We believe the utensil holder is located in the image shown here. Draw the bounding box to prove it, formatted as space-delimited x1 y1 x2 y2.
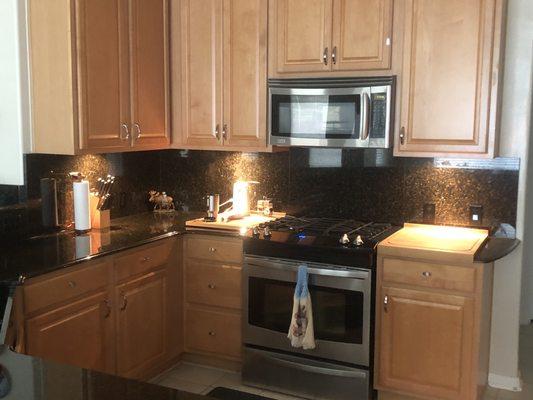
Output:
90 195 111 230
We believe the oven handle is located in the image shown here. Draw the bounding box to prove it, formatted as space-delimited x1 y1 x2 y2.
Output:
266 353 368 379
244 256 370 280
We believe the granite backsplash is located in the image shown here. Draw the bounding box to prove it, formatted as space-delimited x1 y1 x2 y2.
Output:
0 148 519 239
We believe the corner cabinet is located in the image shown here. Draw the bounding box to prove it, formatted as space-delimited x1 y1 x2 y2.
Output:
174 0 270 151
395 0 506 158
269 0 393 76
27 0 170 155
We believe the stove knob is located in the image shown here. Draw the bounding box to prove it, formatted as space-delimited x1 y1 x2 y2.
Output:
263 226 272 238
252 226 260 237
354 235 364 246
340 234 350 245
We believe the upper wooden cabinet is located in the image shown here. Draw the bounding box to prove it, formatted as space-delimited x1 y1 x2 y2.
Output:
270 0 393 76
174 0 270 151
395 0 506 158
28 0 170 155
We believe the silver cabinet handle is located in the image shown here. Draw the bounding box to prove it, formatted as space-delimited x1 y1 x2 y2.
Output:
222 124 228 142
131 123 141 146
323 47 329 66
208 331 216 336
120 123 130 140
214 124 220 140
68 281 76 288
209 247 217 253
400 127 406 145
141 256 151 263
120 294 128 311
360 92 370 140
207 283 216 289
103 300 111 319
422 271 432 277
384 295 389 313
332 46 337 65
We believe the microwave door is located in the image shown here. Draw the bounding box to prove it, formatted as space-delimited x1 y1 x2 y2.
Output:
269 87 366 148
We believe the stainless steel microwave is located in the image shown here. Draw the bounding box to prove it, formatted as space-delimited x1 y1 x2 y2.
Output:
269 77 395 148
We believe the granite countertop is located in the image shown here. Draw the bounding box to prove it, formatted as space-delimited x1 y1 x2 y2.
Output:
0 211 205 286
0 345 207 400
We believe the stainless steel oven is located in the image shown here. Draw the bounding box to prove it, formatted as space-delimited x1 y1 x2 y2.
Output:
242 255 372 400
269 77 394 149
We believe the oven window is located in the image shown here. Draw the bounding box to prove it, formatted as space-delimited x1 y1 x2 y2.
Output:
248 277 364 344
271 94 361 139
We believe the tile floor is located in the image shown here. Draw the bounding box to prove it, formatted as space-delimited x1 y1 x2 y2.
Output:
152 325 533 400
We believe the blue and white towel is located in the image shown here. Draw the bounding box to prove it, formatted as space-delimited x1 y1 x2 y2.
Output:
288 265 316 350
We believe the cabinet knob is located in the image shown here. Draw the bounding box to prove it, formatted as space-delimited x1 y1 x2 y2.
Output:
104 300 111 319
207 283 216 289
120 123 130 140
68 281 76 288
323 47 329 66
422 271 432 278
222 124 228 142
214 124 220 140
209 247 217 253
208 331 216 336
384 295 389 313
141 256 152 263
332 46 337 65
399 127 406 145
120 294 128 311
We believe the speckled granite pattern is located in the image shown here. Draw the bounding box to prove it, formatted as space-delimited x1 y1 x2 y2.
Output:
0 346 207 400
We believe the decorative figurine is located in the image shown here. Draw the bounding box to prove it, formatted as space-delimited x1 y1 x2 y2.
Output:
149 191 175 213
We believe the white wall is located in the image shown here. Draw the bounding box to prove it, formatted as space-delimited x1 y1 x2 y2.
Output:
489 0 533 391
0 0 29 186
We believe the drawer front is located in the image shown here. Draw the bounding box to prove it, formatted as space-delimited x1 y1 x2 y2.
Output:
185 235 242 264
185 261 241 310
115 240 174 282
24 260 110 315
185 307 241 359
382 258 476 293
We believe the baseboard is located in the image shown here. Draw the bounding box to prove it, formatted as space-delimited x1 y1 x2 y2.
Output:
488 373 522 392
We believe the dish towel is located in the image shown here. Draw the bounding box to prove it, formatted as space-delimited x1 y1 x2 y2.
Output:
288 265 316 350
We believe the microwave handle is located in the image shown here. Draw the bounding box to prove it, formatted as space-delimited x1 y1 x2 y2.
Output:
360 92 370 141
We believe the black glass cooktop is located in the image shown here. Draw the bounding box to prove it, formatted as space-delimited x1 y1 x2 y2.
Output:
244 216 400 268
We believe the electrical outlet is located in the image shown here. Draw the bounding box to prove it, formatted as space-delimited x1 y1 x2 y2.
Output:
470 205 483 226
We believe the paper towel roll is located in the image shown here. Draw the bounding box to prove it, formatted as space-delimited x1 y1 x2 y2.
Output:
73 180 91 232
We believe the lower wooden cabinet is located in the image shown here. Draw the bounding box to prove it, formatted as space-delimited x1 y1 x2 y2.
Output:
183 235 243 363
115 269 168 378
20 238 181 380
375 255 493 400
25 291 115 374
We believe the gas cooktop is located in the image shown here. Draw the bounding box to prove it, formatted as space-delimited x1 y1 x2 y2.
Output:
244 216 400 268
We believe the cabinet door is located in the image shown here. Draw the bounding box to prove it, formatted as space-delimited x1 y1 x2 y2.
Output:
376 286 474 400
76 0 130 152
275 0 333 73
180 0 223 147
129 0 170 149
115 269 167 378
331 0 392 71
397 0 503 157
222 0 268 148
26 291 114 374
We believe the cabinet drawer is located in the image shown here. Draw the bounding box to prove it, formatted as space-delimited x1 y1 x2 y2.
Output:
115 240 174 282
185 261 241 310
382 258 476 293
185 307 241 359
185 236 242 264
24 260 110 315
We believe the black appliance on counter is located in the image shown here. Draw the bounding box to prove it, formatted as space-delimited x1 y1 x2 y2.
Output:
242 216 399 400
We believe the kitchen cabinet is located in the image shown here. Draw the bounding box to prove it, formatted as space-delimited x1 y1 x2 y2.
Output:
269 0 393 76
27 0 169 155
20 239 181 381
395 0 506 158
375 225 494 400
183 235 243 365
175 0 269 151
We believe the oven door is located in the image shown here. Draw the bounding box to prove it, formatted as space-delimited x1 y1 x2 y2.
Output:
269 87 368 148
243 256 371 366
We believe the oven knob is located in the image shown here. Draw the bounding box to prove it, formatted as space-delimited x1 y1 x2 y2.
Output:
354 235 364 246
340 234 350 245
252 226 260 237
263 226 272 238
